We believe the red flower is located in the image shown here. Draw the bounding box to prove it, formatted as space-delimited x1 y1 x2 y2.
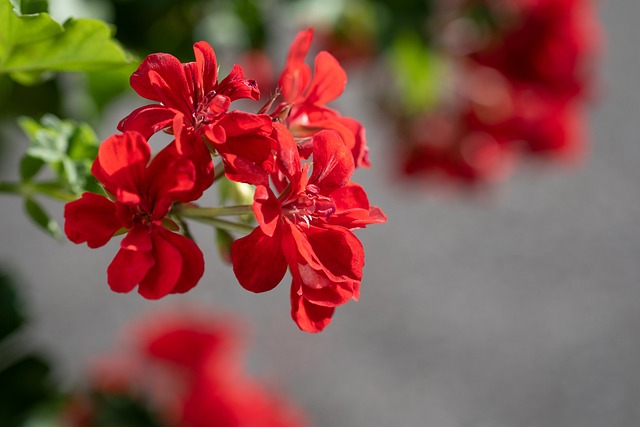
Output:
231 128 385 332
401 0 599 185
201 111 277 186
64 132 204 299
118 41 259 139
67 309 307 427
471 0 599 100
120 41 279 187
276 28 370 168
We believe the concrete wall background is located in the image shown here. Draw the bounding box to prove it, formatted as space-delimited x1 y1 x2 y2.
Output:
1 2 639 426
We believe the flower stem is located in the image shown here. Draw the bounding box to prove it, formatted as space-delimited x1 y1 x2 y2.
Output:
0 181 77 202
176 204 254 218
186 216 255 234
213 161 225 181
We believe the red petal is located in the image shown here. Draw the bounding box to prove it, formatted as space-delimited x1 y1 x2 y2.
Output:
146 144 196 217
221 153 271 186
295 263 356 307
309 130 354 193
155 228 204 294
194 41 218 95
130 53 192 114
231 225 287 293
335 115 370 168
288 223 363 283
217 111 272 136
117 105 177 139
252 185 281 237
272 123 301 181
217 64 260 101
279 29 313 102
290 280 334 333
107 226 154 294
92 132 151 205
203 123 226 145
64 193 121 248
331 182 370 211
305 51 346 105
213 112 275 185
137 228 183 299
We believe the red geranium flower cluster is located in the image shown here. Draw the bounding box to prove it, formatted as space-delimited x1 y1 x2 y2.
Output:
64 29 385 332
64 310 306 427
402 0 600 185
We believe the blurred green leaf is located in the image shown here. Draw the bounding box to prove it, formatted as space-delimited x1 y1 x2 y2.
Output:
232 0 267 49
90 392 165 427
19 155 44 182
67 121 99 160
0 355 54 427
10 0 48 14
0 1 131 85
19 114 99 195
0 0 62 64
3 17 131 85
0 269 25 342
216 228 234 265
86 62 139 113
24 197 61 238
389 33 445 114
20 115 71 163
219 177 254 206
0 270 59 427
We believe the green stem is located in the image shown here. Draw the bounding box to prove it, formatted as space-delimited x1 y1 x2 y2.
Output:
0 181 77 202
187 216 255 234
176 204 254 218
174 216 194 241
213 161 226 181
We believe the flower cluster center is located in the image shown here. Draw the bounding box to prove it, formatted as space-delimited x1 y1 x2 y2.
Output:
284 185 335 226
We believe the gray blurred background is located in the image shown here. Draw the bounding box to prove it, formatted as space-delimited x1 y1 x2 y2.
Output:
1 1 640 426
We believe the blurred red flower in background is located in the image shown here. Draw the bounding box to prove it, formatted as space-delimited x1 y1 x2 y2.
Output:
64 309 307 427
401 0 600 186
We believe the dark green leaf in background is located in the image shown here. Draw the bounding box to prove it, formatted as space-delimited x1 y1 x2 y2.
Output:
24 197 61 238
0 355 55 427
18 0 47 14
19 154 44 182
0 269 25 342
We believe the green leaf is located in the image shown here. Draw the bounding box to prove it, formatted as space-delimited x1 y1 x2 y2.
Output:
0 1 131 85
3 17 131 84
15 0 48 14
67 121 98 160
20 114 71 162
19 154 43 182
389 33 445 114
0 0 61 63
91 392 166 427
24 197 61 238
86 62 139 113
0 354 54 427
0 269 25 342
19 114 99 194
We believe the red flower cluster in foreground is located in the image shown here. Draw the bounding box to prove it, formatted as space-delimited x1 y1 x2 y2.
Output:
402 0 600 185
64 310 306 427
64 29 385 332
